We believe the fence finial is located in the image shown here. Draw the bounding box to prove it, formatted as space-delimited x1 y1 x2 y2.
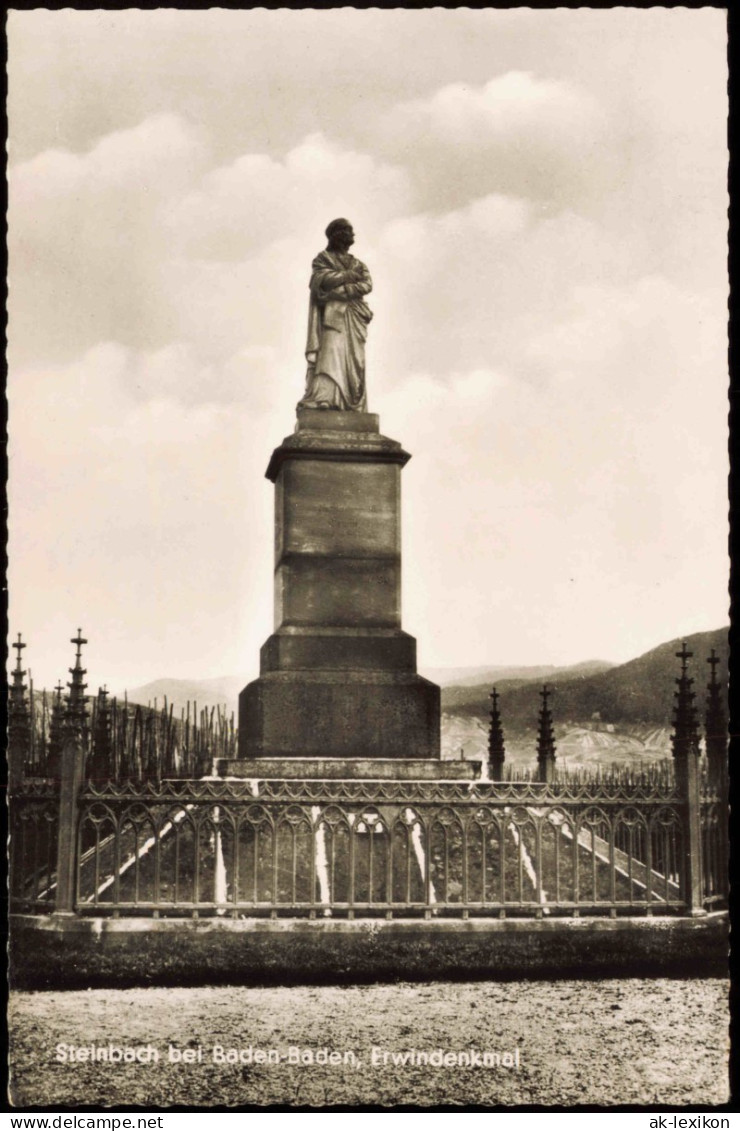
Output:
705 648 727 790
537 684 557 783
64 629 89 744
488 686 506 781
12 632 27 672
8 633 32 785
671 641 700 771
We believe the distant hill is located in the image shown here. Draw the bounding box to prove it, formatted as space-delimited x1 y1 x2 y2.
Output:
116 628 727 739
421 659 613 688
122 676 243 717
121 661 613 714
442 627 729 733
441 715 674 769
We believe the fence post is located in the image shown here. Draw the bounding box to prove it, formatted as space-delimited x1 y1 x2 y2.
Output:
671 643 705 915
718 771 729 903
8 743 25 795
54 739 86 916
678 751 705 916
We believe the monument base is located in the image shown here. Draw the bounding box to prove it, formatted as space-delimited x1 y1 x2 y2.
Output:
238 670 440 761
218 757 480 781
238 408 441 764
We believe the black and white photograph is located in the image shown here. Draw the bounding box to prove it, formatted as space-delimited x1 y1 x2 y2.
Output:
6 7 730 1111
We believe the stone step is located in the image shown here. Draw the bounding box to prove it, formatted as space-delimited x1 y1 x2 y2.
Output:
218 757 481 781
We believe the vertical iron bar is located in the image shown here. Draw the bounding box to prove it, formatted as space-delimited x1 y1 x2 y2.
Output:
153 812 161 910
174 824 180 905
93 826 100 906
193 822 201 909
591 827 597 902
31 815 40 902
662 826 669 903
535 819 543 907
113 812 121 908
462 823 469 906
443 827 449 905
555 819 561 903
348 816 355 912
424 818 432 917
312 814 321 909
573 814 580 910
369 827 375 904
253 824 259 903
272 823 278 906
405 825 412 904
292 827 298 906
232 816 240 911
134 826 140 906
518 825 523 904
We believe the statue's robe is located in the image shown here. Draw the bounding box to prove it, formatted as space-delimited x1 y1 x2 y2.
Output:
299 248 373 412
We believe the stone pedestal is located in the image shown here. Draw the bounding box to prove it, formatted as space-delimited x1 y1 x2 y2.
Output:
237 409 441 762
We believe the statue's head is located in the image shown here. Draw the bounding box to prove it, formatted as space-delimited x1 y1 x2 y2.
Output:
326 218 355 253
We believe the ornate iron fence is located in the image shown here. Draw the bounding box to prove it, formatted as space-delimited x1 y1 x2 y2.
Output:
9 782 59 912
701 792 728 907
10 764 726 920
8 776 691 918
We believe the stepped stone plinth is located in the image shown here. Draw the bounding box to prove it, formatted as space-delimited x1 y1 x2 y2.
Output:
235 409 445 767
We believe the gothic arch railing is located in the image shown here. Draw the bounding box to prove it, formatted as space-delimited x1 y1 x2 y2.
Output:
10 775 723 918
9 795 59 910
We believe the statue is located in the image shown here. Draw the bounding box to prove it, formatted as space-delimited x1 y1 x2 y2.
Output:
298 218 373 412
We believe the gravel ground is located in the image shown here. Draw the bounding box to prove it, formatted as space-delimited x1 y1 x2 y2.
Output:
9 979 729 1108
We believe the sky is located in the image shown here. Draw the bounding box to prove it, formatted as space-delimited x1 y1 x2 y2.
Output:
7 8 729 693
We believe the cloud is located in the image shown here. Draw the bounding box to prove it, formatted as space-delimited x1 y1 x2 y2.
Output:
380 193 529 258
8 93 724 400
6 15 728 681
8 121 412 373
8 113 207 367
379 72 612 211
8 108 726 436
394 71 602 147
8 343 280 688
10 111 201 198
367 201 649 391
523 275 726 401
10 308 727 689
167 133 412 261
367 193 530 376
377 310 727 671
